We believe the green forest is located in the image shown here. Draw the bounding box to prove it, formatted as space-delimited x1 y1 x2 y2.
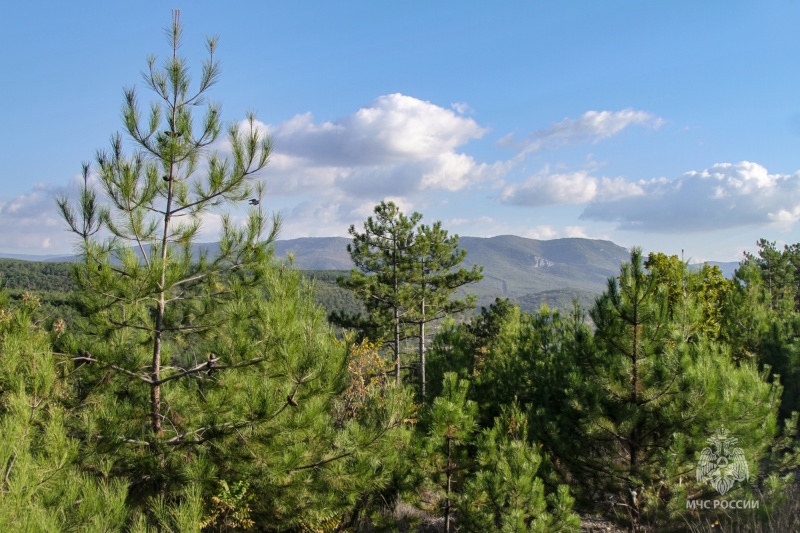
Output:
2 16 800 533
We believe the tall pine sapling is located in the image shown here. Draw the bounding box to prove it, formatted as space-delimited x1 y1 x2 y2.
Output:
56 15 413 529
559 248 786 530
426 373 478 533
336 201 421 384
408 222 482 403
56 9 279 515
58 9 276 437
337 204 482 399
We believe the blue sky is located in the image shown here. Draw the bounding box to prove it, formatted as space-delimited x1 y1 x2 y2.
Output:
1 1 799 261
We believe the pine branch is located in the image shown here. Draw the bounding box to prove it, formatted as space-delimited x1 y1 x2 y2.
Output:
65 351 269 387
156 355 268 385
69 352 152 384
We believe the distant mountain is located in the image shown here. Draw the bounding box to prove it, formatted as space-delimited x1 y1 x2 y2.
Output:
271 236 744 312
269 235 631 311
455 236 631 310
273 237 352 270
698 261 739 279
0 252 74 262
0 236 745 313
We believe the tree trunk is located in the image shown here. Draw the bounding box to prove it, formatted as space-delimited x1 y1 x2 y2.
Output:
628 297 640 530
393 242 401 385
151 299 163 434
445 434 452 533
420 298 426 403
394 304 401 385
151 57 179 434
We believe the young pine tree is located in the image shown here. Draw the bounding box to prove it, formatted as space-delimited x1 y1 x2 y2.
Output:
567 248 784 530
459 405 580 532
424 373 478 533
336 201 421 385
723 243 800 422
406 222 482 403
56 14 409 529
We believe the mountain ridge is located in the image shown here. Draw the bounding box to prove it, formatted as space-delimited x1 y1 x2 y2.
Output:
0 235 740 312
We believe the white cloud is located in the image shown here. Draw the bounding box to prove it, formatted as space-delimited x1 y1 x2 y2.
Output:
581 161 800 232
421 152 484 191
500 161 800 235
0 94 496 252
523 225 593 240
245 93 499 223
247 93 506 235
270 93 485 167
501 109 664 154
499 169 643 207
278 201 351 238
524 225 559 240
769 206 800 228
595 177 646 202
219 102 664 240
563 226 589 238
0 182 74 253
500 171 596 206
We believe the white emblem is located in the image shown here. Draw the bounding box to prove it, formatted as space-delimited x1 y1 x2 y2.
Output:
696 427 749 495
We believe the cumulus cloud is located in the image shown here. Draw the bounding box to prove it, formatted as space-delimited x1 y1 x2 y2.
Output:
499 169 643 207
524 225 559 240
523 225 592 240
230 102 664 238
501 109 664 154
581 161 800 232
770 206 800 228
0 94 497 252
245 93 509 234
265 93 486 177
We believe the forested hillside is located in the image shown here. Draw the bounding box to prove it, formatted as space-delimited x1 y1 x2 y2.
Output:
0 260 364 321
0 234 632 315
0 258 76 292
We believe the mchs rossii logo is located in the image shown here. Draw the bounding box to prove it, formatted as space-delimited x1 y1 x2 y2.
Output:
695 427 749 495
686 427 758 511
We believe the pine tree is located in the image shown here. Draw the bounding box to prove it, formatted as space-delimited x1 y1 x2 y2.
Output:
407 222 482 402
644 252 734 340
425 373 478 533
337 205 482 398
743 239 797 312
426 298 519 399
57 9 276 442
459 404 580 532
427 249 796 530
724 243 800 421
56 14 410 528
336 201 421 385
565 248 784 530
